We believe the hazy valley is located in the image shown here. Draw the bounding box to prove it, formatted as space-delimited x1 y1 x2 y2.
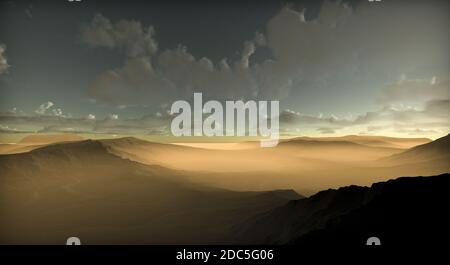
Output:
0 133 448 244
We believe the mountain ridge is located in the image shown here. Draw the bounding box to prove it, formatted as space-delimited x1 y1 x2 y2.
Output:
232 173 449 245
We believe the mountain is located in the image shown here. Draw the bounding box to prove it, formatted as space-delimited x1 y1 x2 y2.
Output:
0 138 301 244
232 174 449 246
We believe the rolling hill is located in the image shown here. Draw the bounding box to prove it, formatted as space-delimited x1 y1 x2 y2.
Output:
381 133 450 164
288 135 431 149
19 133 84 144
0 138 301 244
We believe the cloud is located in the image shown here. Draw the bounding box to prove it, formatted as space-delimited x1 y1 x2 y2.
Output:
394 128 439 136
80 13 158 58
80 0 448 109
107 114 119 120
265 0 449 92
0 111 172 136
33 101 73 118
81 13 294 106
1 97 447 138
51 108 64 117
279 96 449 137
317 127 337 134
24 5 33 19
0 125 34 134
378 77 449 105
0 101 177 136
0 44 10 74
35 102 54 115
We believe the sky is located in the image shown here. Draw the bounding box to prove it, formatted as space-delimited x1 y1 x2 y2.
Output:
0 0 449 140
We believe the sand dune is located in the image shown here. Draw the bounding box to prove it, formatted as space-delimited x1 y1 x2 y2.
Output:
0 143 45 155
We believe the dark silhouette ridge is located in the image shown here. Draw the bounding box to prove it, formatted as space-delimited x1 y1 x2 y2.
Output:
232 173 449 246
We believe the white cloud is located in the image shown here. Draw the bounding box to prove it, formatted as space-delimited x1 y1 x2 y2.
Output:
35 102 54 115
52 108 64 117
33 102 72 118
87 114 96 120
279 96 449 138
108 114 119 120
0 44 10 74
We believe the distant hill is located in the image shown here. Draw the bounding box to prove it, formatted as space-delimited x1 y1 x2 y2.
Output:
288 135 431 149
232 173 449 246
277 138 404 162
381 134 450 164
0 138 300 244
19 134 84 144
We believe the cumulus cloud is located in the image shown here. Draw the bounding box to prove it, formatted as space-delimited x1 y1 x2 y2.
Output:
80 13 158 58
33 101 73 118
4 1 446 138
81 13 292 106
265 0 449 94
279 95 449 138
80 0 448 110
0 44 10 74
35 102 55 115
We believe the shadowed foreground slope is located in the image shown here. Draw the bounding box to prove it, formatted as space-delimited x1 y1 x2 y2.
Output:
232 174 449 246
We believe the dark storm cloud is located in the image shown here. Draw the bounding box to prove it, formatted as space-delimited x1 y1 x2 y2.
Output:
80 13 271 106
